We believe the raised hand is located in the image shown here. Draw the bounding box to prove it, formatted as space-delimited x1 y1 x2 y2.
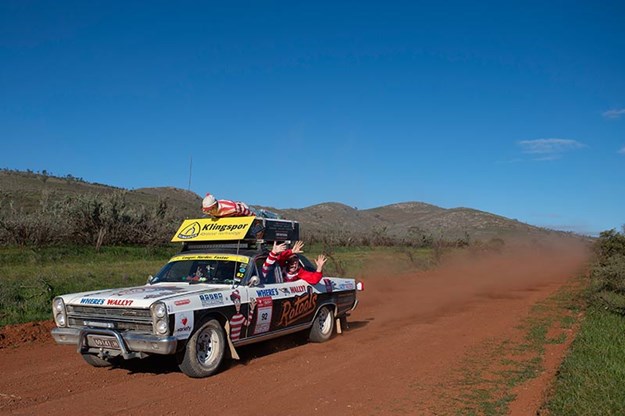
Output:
315 254 327 272
292 240 305 254
272 241 287 254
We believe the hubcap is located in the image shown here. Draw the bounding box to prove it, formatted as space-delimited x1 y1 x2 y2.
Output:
196 328 217 365
318 308 332 334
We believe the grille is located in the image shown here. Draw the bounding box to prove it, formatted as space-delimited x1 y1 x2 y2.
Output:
67 305 153 332
68 317 153 332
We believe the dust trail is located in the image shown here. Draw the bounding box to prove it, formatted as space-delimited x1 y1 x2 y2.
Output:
355 237 591 329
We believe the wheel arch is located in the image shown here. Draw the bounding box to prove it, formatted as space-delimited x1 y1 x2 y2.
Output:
311 300 338 323
194 309 229 330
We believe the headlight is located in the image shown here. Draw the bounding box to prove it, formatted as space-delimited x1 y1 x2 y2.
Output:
151 302 169 335
152 302 167 318
53 297 64 312
155 319 169 334
52 297 67 327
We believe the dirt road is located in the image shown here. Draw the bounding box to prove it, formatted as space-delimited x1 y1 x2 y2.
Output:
0 240 589 416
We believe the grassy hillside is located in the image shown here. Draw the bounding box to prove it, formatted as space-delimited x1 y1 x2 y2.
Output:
0 168 578 245
0 170 201 219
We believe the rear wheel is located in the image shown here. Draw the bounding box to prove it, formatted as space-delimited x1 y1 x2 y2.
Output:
178 319 226 378
309 306 334 343
82 353 114 367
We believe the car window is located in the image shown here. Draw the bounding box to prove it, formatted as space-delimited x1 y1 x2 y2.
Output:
153 259 243 284
255 256 283 285
298 254 316 272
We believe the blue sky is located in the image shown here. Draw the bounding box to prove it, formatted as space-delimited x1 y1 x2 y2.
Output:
1 1 623 236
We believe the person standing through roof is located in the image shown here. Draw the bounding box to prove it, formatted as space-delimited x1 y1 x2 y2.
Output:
262 241 327 285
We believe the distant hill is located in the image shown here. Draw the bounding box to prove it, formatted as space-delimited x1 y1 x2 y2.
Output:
0 169 572 243
273 202 562 242
0 170 201 219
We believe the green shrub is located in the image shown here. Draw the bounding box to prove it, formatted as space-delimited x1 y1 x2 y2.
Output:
595 228 625 264
587 229 625 315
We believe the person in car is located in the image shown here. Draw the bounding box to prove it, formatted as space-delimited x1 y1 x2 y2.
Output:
262 241 327 285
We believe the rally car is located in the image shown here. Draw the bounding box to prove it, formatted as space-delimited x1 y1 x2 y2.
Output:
51 216 361 378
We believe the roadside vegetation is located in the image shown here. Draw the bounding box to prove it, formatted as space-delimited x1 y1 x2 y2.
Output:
0 243 439 326
0 245 179 325
0 189 181 248
542 227 625 415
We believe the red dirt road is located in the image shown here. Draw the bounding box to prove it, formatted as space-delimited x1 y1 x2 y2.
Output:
0 241 589 416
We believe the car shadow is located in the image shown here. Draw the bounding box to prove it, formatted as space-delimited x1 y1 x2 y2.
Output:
105 354 180 375
230 319 371 369
102 319 371 376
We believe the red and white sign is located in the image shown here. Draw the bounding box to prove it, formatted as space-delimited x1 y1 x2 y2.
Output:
253 297 273 335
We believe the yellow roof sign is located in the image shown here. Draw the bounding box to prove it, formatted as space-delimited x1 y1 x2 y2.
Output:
169 254 250 264
171 217 256 242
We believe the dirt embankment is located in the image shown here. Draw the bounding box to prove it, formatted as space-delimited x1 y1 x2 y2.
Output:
0 239 590 415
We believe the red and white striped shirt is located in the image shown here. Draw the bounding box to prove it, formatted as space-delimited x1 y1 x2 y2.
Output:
205 199 253 218
229 310 254 341
216 199 252 217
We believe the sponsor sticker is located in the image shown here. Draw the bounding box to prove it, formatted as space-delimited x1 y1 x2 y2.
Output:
278 287 318 327
172 217 255 242
253 297 273 335
199 292 225 307
106 299 133 306
256 288 279 297
80 298 105 305
337 282 355 291
169 254 249 264
110 286 187 297
289 285 306 293
174 311 194 340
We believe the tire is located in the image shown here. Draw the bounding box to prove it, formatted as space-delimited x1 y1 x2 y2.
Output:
309 306 335 343
82 353 114 367
178 319 226 378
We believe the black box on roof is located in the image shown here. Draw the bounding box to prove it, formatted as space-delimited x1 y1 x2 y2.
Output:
249 218 299 241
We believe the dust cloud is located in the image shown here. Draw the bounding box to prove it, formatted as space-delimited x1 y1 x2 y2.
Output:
355 237 591 328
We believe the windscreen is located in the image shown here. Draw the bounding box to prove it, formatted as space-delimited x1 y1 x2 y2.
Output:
152 254 250 284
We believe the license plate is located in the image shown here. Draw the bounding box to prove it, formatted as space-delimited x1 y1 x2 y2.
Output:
88 335 120 349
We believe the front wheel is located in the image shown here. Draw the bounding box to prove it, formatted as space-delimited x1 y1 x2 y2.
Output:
309 306 335 343
178 319 226 378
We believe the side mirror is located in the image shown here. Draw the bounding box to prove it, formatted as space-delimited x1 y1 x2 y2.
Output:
147 275 156 284
248 275 261 287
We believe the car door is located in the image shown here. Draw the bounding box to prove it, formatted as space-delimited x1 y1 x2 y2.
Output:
242 256 319 339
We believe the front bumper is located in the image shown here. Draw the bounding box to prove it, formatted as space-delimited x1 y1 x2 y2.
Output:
51 327 177 359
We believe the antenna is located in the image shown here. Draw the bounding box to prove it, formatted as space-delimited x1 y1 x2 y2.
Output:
188 155 192 191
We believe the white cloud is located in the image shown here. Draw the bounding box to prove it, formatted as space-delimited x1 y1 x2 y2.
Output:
619 146 625 155
517 138 585 156
603 108 625 119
